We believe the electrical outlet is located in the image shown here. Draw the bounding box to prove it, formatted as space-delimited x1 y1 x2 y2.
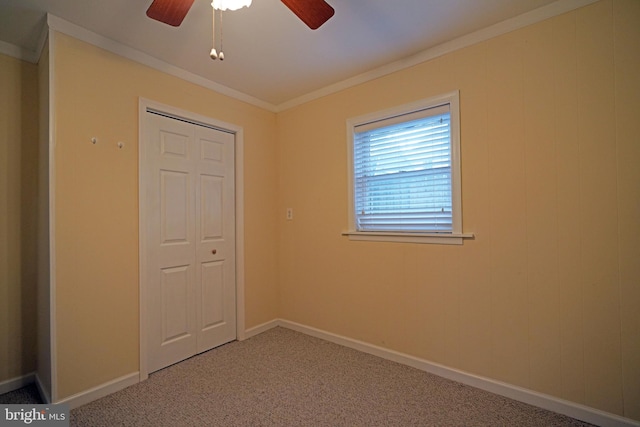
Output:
286 208 293 220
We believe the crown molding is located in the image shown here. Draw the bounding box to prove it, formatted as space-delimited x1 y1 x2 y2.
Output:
2 0 599 113
0 39 37 63
0 17 49 63
275 0 599 111
46 14 279 112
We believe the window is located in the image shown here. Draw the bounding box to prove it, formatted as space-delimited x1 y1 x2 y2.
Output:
345 91 471 244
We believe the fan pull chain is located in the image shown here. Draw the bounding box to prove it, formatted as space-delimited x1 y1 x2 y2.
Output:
219 10 224 60
210 6 217 59
210 8 225 61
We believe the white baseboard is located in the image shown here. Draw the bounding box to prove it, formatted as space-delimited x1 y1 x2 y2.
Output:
18 319 636 425
55 372 139 410
0 373 35 395
275 319 640 427
243 319 281 340
34 373 51 404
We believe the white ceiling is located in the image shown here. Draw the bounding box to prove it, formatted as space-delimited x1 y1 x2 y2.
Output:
0 0 588 109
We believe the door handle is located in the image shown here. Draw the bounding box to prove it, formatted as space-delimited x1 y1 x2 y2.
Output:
211 249 217 255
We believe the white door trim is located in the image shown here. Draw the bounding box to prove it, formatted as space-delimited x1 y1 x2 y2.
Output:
138 98 245 381
47 28 58 403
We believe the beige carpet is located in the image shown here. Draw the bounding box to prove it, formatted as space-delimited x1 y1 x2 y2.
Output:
0 384 41 405
63 327 593 426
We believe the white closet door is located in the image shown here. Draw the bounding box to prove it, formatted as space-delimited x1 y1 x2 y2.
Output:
145 112 236 374
194 124 236 353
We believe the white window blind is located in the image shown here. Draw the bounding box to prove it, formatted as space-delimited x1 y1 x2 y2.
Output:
353 104 452 233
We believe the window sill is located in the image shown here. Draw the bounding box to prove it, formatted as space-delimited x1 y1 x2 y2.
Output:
341 231 474 245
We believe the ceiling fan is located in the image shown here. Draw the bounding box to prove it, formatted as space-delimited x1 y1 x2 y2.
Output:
146 0 335 30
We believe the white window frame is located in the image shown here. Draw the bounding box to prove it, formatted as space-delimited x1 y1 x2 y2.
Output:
344 90 472 245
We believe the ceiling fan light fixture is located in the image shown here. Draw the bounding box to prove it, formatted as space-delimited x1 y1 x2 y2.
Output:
211 0 252 11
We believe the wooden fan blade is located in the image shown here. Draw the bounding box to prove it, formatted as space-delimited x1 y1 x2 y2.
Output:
146 0 195 27
281 0 335 30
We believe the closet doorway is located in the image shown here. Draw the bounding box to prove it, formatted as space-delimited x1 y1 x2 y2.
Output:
140 105 237 374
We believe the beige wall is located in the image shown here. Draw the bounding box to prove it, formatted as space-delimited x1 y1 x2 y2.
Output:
52 33 278 399
35 0 639 420
276 0 639 421
0 53 39 384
